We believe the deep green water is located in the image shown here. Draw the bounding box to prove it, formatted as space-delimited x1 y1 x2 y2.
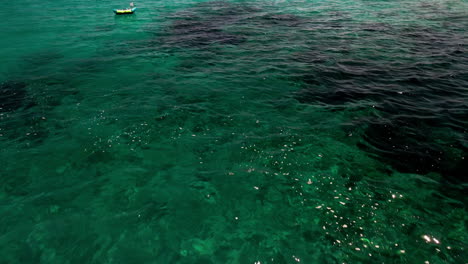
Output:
1 0 467 263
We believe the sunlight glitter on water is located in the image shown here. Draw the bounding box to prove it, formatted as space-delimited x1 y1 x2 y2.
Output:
0 0 467 263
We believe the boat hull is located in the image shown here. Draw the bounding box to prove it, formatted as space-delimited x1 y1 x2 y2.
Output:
113 8 136 15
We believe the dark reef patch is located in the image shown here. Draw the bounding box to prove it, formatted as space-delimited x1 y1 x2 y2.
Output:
149 2 304 50
0 81 27 112
165 20 246 47
294 24 468 184
0 54 84 145
124 1 307 58
154 2 258 49
357 118 467 181
247 13 305 28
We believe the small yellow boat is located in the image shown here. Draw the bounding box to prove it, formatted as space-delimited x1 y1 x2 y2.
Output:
113 7 136 15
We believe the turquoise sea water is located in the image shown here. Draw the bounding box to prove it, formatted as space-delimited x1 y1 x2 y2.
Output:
1 0 467 263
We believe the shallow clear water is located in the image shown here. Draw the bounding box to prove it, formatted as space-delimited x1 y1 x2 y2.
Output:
0 0 467 263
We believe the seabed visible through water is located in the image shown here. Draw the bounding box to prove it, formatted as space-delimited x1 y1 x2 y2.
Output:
0 0 467 263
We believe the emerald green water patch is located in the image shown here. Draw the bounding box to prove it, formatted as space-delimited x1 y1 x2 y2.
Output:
0 0 467 263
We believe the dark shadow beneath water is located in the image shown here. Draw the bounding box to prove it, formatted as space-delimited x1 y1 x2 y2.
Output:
0 81 28 112
293 24 468 187
154 2 255 49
